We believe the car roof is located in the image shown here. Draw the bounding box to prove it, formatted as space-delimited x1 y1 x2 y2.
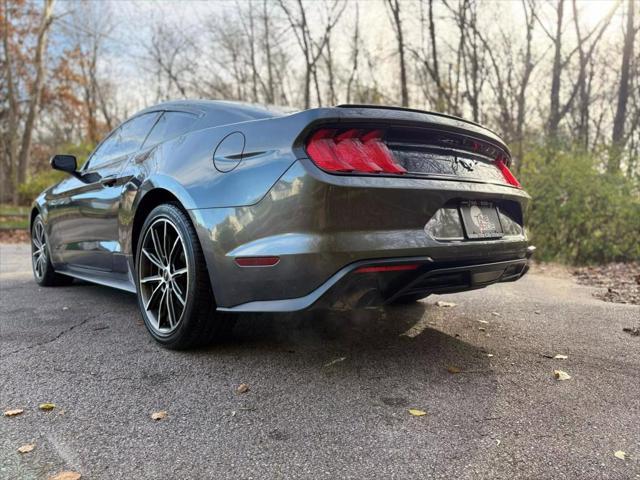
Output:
138 100 286 120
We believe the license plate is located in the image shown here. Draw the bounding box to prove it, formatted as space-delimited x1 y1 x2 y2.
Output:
459 201 504 239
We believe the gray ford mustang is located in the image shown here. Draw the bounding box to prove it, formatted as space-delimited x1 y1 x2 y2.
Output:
31 101 534 348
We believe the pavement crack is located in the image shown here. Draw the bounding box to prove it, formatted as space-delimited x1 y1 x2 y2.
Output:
2 316 92 357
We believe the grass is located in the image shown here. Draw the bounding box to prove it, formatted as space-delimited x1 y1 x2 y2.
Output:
0 204 29 229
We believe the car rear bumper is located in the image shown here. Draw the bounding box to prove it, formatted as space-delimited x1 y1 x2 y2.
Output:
218 250 534 312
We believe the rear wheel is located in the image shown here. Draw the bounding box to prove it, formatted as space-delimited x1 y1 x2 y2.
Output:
135 203 233 349
31 215 74 287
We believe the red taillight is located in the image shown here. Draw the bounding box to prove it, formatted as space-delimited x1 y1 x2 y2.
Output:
235 256 280 267
306 128 406 175
495 158 521 188
355 264 419 273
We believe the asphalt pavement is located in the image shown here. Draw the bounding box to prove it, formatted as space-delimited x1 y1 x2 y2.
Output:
1 243 639 479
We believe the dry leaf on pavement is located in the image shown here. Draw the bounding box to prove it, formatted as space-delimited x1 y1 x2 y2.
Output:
553 354 568 360
614 450 627 460
236 383 250 394
18 444 35 454
447 366 462 374
323 357 346 368
39 403 55 411
3 408 24 417
49 472 81 480
435 301 456 307
408 409 427 416
151 410 168 421
553 370 571 381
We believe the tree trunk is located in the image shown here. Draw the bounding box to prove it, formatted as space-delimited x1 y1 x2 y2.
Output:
16 0 55 201
610 0 636 173
547 0 564 144
386 0 409 107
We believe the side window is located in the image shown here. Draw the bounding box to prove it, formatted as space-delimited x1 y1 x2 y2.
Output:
143 111 199 148
86 112 159 169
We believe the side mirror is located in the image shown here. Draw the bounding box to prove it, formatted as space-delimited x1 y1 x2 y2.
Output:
50 154 77 174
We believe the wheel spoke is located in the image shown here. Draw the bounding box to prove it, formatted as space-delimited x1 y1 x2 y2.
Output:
142 248 163 269
150 227 165 264
171 282 186 306
163 221 169 264
168 236 180 264
166 291 176 327
144 282 163 311
172 267 188 277
157 288 166 327
140 274 162 284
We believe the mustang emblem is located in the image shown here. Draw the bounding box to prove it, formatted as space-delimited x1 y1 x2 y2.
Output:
453 157 477 172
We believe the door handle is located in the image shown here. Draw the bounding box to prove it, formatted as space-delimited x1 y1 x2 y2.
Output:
99 175 118 187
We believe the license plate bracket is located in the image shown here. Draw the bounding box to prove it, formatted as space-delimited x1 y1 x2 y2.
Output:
459 201 504 239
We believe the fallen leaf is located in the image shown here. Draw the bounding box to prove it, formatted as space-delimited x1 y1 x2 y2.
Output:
18 443 35 454
150 410 167 421
623 327 640 336
408 409 427 416
496 439 501 446
553 370 571 381
236 383 250 394
614 450 626 460
491 312 501 317
478 320 489 324
447 366 462 374
541 353 554 359
553 354 568 360
487 354 494 358
39 403 55 411
62 306 69 311
435 301 456 308
534 310 541 315
323 357 346 368
3 408 24 417
49 472 81 480
478 327 486 332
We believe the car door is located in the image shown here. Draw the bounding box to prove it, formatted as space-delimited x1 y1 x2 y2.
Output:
50 112 160 271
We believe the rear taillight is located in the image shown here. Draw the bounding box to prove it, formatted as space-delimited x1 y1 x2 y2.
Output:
495 158 521 188
306 128 406 175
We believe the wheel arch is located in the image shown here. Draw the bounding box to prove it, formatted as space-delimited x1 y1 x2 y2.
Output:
131 188 188 261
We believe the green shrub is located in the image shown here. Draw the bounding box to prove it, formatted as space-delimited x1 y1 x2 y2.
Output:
521 147 640 264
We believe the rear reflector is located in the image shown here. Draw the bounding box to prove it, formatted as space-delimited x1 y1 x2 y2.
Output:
355 264 419 273
306 128 406 175
235 256 280 267
495 158 521 188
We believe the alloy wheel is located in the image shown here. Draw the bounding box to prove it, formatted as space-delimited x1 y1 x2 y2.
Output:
138 217 189 335
31 220 47 280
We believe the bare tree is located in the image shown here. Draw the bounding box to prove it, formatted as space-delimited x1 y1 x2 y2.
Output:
2 0 55 203
540 0 619 145
385 0 409 107
610 0 637 172
278 0 346 108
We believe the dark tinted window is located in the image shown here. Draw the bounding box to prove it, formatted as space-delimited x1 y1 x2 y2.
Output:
87 112 159 169
143 111 199 147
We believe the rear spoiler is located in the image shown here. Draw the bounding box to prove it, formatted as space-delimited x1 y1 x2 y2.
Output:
336 104 500 139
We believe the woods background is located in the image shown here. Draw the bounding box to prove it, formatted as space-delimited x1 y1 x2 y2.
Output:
1 0 639 263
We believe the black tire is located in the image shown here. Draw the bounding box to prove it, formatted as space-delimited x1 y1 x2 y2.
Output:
388 293 429 305
135 203 234 349
31 215 74 287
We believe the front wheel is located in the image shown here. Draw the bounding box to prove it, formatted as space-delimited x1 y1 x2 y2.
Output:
31 215 74 287
135 203 233 349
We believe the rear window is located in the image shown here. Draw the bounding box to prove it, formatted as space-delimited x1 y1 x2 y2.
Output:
143 111 199 148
